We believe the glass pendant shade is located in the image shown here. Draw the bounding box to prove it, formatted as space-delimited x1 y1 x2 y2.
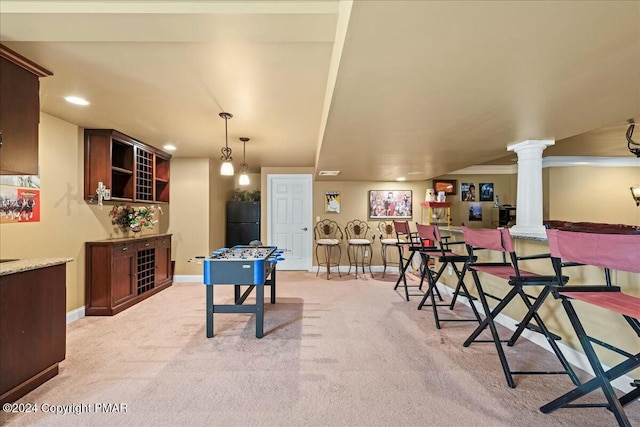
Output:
220 161 234 176
239 173 250 186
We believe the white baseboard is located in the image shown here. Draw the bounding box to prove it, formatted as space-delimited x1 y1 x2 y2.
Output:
435 282 636 394
66 306 85 324
173 275 203 283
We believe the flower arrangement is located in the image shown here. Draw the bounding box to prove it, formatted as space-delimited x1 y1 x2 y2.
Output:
109 205 161 233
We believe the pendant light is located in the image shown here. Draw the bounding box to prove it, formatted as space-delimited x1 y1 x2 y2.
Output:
238 137 250 186
219 112 234 176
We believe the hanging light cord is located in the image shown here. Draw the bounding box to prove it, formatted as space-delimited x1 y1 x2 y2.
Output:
239 137 249 172
627 123 640 157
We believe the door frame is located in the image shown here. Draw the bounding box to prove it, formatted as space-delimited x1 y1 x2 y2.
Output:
266 173 313 271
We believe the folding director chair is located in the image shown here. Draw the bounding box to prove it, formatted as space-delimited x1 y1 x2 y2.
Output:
461 227 579 388
414 223 481 329
392 221 423 301
540 229 640 427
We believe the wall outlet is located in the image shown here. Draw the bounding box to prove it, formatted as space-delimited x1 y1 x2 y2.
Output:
448 265 453 276
365 250 369 257
316 216 320 222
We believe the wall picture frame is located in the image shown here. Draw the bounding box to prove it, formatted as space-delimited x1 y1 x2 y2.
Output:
369 190 412 219
461 182 476 202
325 191 341 213
433 179 457 195
479 183 494 202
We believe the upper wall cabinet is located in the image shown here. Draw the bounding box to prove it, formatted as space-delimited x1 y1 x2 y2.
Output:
84 129 171 203
0 44 52 175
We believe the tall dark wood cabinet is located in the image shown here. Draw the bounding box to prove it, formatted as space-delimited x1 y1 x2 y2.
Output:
0 44 52 175
84 129 171 203
85 234 172 315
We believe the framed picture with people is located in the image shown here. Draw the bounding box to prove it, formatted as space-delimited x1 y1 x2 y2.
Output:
460 182 476 202
369 190 412 219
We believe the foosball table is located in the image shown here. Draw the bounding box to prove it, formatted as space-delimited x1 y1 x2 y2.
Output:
200 245 284 338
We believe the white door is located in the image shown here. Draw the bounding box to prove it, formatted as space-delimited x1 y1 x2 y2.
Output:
267 174 313 270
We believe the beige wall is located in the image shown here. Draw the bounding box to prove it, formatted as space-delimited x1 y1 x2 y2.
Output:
312 180 430 266
169 158 212 276
548 166 640 225
432 173 518 228
0 114 165 312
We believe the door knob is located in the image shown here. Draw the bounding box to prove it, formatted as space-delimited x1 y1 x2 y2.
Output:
302 227 308 231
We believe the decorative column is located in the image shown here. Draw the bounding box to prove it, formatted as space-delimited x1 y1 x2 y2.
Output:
507 140 554 238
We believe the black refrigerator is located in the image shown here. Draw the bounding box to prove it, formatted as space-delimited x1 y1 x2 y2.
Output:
226 201 260 247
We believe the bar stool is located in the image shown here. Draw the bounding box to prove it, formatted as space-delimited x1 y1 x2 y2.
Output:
345 219 374 278
313 219 343 279
461 226 578 388
378 221 399 278
540 228 640 427
414 223 481 329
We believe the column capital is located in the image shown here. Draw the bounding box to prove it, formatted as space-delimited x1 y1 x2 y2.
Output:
507 139 555 153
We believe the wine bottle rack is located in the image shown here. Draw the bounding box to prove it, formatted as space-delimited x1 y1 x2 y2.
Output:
136 248 155 295
135 147 154 201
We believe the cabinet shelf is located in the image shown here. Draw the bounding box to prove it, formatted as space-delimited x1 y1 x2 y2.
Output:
84 129 171 203
112 166 133 175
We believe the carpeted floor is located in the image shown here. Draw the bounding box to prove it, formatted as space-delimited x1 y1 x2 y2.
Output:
2 271 638 426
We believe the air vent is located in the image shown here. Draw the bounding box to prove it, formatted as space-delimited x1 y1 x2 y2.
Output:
318 170 340 176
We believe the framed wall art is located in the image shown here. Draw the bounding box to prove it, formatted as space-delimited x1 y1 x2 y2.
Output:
433 179 457 195
479 183 494 202
461 182 476 202
325 191 341 213
369 190 412 219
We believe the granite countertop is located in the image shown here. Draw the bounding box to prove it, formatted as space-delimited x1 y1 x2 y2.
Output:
0 258 73 276
439 226 548 242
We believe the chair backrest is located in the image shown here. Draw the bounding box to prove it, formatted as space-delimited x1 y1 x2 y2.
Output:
415 223 440 249
462 227 514 253
393 220 410 235
546 228 640 273
314 219 342 240
378 221 396 240
345 219 370 240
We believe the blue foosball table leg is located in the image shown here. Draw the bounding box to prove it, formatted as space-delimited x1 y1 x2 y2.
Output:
256 285 264 338
206 285 214 338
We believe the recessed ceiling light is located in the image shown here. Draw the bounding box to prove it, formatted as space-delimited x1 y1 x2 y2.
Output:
163 144 177 151
396 177 406 181
319 170 340 176
64 96 90 106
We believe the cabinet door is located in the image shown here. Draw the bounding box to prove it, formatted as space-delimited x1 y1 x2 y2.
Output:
155 236 171 285
0 58 40 175
112 244 136 306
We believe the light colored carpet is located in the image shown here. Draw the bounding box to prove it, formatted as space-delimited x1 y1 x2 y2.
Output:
2 271 638 427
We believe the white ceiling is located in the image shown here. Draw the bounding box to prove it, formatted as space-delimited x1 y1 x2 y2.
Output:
1 1 639 181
